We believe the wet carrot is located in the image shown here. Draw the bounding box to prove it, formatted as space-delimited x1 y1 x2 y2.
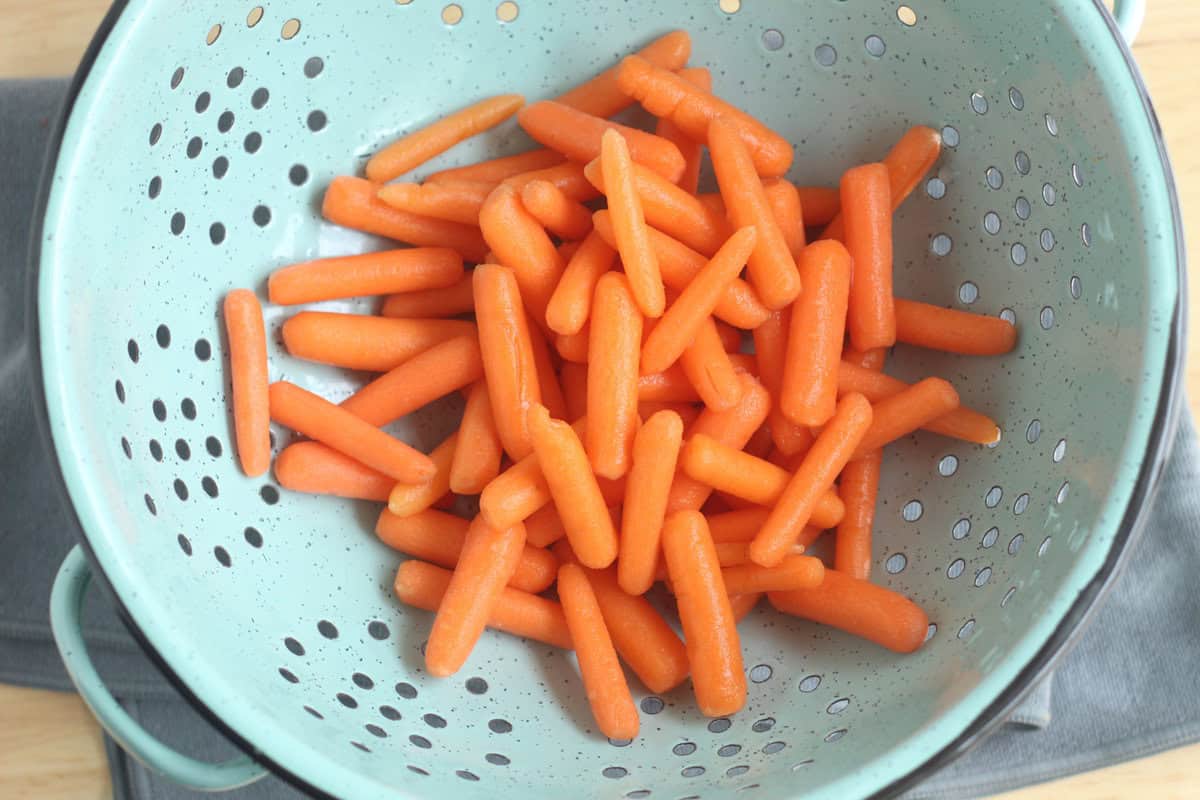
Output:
546 231 618 336
655 66 711 194
478 184 564 324
387 433 458 516
587 273 643 479
795 186 840 227
525 504 567 549
340 335 483 426
618 409 684 595
763 180 806 259
275 442 393 501
834 450 881 580
426 148 564 185
521 180 594 241
502 162 600 203
601 130 665 317
841 163 896 351
223 290 270 477
381 277 474 318
555 30 691 118
281 312 474 372
638 364 701 403
729 593 762 623
638 401 701 428
376 181 493 225
449 382 504 495
560 362 589 420
721 555 825 594
680 318 744 412
555 327 590 364
526 319 568 421
853 377 959 458
269 248 463 305
893 298 1017 355
752 309 811 455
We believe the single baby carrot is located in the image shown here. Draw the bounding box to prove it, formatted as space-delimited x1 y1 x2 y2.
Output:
478 184 565 323
376 181 493 225
560 362 589 421
388 433 458 517
449 382 504 494
763 180 806 259
340 335 483 426
780 240 852 426
841 163 896 351
381 277 474 318
555 30 691 118
274 442 393 501
721 555 825 594
526 319 569 421
502 162 600 203
750 393 873 567
557 564 640 740
587 273 643 479
425 148 564 184
473 264 542 459
521 180 594 240
546 231 618 336
729 593 761 623
795 186 840 227
425 517 528 676
281 312 475 372
395 560 572 649
555 327 590 364
662 511 747 717
525 504 567 549
638 364 701 403
268 382 435 483
752 309 811 456
592 210 770 329
365 94 525 183
680 318 744 412
377 509 556 594
269 248 463 305
852 377 960 458
834 450 881 580
617 55 793 178
618 410 684 595
642 227 757 374
846 347 888 371
601 129 665 317
894 298 1017 355
654 66 711 194
518 101 686 183
768 569 929 653
708 117 800 310
322 176 488 261
223 290 270 477
528 407 619 568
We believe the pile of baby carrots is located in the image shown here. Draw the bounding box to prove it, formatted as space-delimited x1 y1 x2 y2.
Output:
220 30 1017 739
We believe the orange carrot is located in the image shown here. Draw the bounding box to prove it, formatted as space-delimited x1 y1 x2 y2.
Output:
557 564 640 739
834 450 881 580
768 569 929 653
560 362 589 420
558 240 583 262
526 319 568 421
752 309 811 456
714 320 745 353
518 101 686 183
478 184 565 323
555 30 691 118
268 382 435 483
601 129 665 317
763 179 806 259
654 66 711 194
680 318 744 412
617 55 793 178
480 445 553 530
893 298 1017 355
473 264 542 459
641 227 756 375
546 231 618 336
525 504 567 549
269 248 463 305
520 180 594 241
555 327 590 363
841 163 896 351
388 433 458 517
709 117 800 309
846 347 888 371
638 401 701 428
376 181 493 225
707 508 768 542
395 560 572 649
638 364 701 403
426 148 564 184
750 393 873 567
722 555 825 594
322 176 488 262
587 273 643 479
618 410 684 595
381 277 474 318
223 290 270 477
853 377 959 457
661 511 746 717
501 162 601 203
425 517 527 676
281 312 474 372
366 94 525 183
780 240 852 426
729 593 761 623
449 382 503 494
795 186 840 227
339 335 482 426
275 441 393 501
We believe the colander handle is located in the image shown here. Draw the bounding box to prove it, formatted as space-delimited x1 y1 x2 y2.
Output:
1110 0 1146 44
50 546 270 792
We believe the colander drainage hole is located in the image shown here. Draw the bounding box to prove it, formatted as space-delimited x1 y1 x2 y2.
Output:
625 790 650 799
206 436 223 456
144 494 157 515
170 67 184 89
396 682 418 699
127 339 140 363
752 717 775 732
981 527 999 548
148 176 161 199
304 706 323 719
485 752 510 766
213 156 230 179
210 223 226 245
244 131 263 154
884 553 906 573
218 110 235 133
947 559 965 579
640 696 664 714
1053 438 1067 462
181 398 197 419
149 439 163 461
170 212 186 235
337 692 358 709
289 164 309 186
261 485 280 504
244 526 263 548
708 718 732 733
924 623 937 642
984 486 1003 508
365 724 387 738
798 674 821 693
307 110 328 132
251 87 270 109
318 620 339 639
173 479 188 500
823 729 847 743
718 744 742 757
368 620 390 639
407 766 428 776
201 476 219 497
149 123 162 145
186 136 203 159
749 664 772 683
609 737 632 747
763 741 787 754
353 672 375 690
214 546 231 567
253 204 272 226
177 533 192 555
278 667 299 684
727 764 751 776
901 499 922 521
380 705 401 721
351 741 371 753
304 56 324 78
155 324 171 348
952 518 970 540
284 637 305 656
121 438 132 459
152 399 167 421
226 66 244 88
466 677 489 695
813 44 837 67
941 125 959 148
195 91 211 113
864 34 886 57
488 717 511 733
423 713 446 728
762 29 784 51
958 619 976 639
602 766 627 779
673 742 697 756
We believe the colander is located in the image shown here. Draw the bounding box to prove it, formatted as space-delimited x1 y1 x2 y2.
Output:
34 0 1184 798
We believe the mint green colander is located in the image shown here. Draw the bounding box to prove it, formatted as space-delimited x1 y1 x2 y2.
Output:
37 1 1183 798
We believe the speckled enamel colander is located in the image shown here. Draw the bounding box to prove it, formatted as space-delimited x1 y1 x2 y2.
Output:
36 0 1183 797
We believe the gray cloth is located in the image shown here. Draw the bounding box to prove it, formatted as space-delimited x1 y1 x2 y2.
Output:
0 78 1192 799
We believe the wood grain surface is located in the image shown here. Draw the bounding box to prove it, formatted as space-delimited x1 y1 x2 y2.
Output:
0 1 1196 798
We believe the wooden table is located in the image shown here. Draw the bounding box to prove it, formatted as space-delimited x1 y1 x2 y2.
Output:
1 1 1197 798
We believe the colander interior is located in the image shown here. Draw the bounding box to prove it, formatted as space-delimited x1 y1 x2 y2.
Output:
38 1 1178 798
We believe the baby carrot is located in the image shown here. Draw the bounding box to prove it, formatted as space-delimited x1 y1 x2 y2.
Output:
654 66 711 194
518 101 686 183
388 433 458 517
841 163 896 351
223 290 270 477
340 335 483 426
447 382 503 495
587 273 643 479
795 186 840 227
834 450 881 580
752 309 812 456
275 442 393 501
729 593 761 623
268 381 435 483
473 264 542 459
269 248 463 306
680 318 744 412
763 180 806 259
322 176 488 262
502 162 600 203
281 312 474 372
852 377 959 457
618 410 684 595
478 184 565 324
525 504 567 548
366 94 525 183
426 148 564 184
395 560 572 649
780 240 852 426
662 511 746 717
555 327 590 364
617 55 793 178
642 227 757 375
376 181 493 225
425 517 528 676
601 129 665 318
381 277 474 318
638 364 701 403
846 347 888 371
894 298 1018 355
521 180 594 241
526 319 569 421
768 569 929 653
722 555 825 594
555 30 691 118
750 393 873 567
557 564 640 740
546 231 618 336
638 401 700 426
709 117 800 310
560 362 589 421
